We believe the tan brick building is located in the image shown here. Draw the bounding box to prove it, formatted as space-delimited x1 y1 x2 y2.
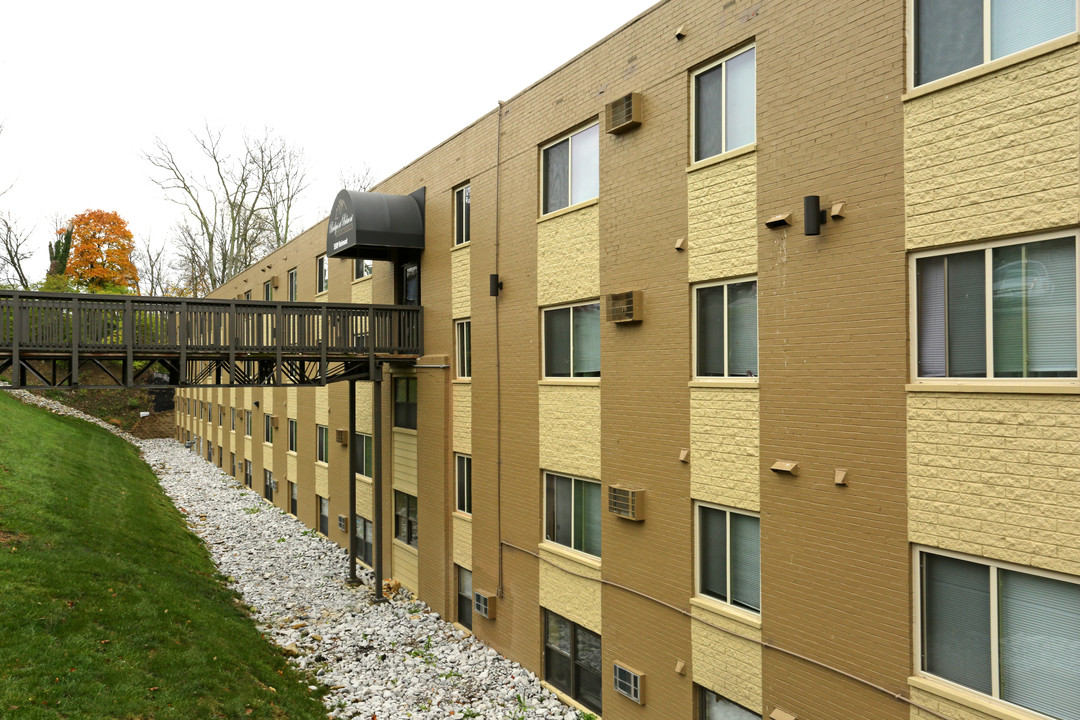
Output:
177 2 1080 719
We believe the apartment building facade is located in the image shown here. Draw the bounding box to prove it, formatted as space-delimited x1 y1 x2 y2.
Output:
175 1 1080 718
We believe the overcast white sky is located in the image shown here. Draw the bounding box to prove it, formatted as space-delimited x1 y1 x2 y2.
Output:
0 0 659 281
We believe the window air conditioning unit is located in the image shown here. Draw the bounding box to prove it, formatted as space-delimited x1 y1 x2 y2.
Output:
613 662 645 704
335 429 348 444
271 276 280 289
606 290 643 323
608 485 644 521
474 590 496 619
338 515 347 532
605 92 642 135
270 416 279 429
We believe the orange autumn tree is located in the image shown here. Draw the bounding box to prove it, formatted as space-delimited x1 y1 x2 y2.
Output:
65 210 140 292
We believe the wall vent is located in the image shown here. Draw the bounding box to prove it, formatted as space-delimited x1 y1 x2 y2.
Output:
613 663 645 704
605 92 642 134
474 590 497 619
335 429 348 444
608 485 644 521
606 290 643 323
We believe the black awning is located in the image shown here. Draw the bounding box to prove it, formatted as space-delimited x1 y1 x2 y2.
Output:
326 187 425 260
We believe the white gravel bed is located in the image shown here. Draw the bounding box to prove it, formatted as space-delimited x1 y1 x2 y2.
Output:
5 388 585 720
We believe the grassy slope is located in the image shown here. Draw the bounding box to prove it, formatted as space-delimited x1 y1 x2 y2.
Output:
0 392 327 719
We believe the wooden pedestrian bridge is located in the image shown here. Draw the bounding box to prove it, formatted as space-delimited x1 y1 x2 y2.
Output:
0 291 423 389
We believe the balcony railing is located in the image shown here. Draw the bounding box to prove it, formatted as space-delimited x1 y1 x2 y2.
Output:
0 292 422 388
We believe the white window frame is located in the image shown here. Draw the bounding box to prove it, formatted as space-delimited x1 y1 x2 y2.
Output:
913 545 1080 711
543 471 602 559
454 183 471 246
456 319 471 379
353 257 372 281
694 501 761 615
287 418 298 453
244 409 252 437
541 300 601 379
692 276 759 381
539 121 600 216
287 267 298 301
906 0 1080 90
263 279 273 301
316 424 329 464
455 453 472 515
264 414 273 444
230 407 236 432
909 229 1080 385
690 43 756 163
316 254 328 294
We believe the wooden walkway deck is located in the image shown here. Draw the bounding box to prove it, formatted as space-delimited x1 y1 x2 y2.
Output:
0 291 422 388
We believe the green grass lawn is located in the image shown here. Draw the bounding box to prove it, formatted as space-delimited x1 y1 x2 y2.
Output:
0 392 328 719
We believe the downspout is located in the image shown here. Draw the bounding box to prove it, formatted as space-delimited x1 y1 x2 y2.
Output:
495 100 505 598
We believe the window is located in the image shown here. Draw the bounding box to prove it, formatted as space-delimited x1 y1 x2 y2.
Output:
263 469 274 502
354 433 373 477
454 184 471 245
316 425 329 463
700 688 758 719
393 377 418 429
543 302 600 378
695 278 758 378
218 407 223 427
613 664 641 704
697 504 760 613
693 45 756 162
919 549 1080 719
288 418 298 453
264 415 273 444
288 267 298 301
263 280 273 301
544 611 602 714
394 491 418 548
244 409 252 437
914 233 1077 380
316 254 328 294
318 496 329 535
230 452 235 477
456 319 471 379
231 407 236 432
289 481 297 515
456 454 472 515
217 446 222 467
545 473 601 557
915 0 1076 86
244 290 251 300
457 565 473 630
355 515 373 566
244 460 252 488
353 258 372 280
541 123 599 215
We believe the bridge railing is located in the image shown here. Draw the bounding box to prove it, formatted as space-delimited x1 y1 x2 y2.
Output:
0 292 423 358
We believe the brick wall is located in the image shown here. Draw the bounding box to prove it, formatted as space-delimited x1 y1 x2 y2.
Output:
909 392 1080 576
905 45 1080 251
690 387 760 511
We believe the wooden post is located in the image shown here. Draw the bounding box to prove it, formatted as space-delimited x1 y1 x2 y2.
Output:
124 299 134 386
71 297 80 387
178 300 188 386
10 293 20 389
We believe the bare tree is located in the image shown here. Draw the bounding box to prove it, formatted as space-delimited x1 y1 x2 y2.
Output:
144 124 308 294
134 235 171 296
0 212 33 290
339 165 376 192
